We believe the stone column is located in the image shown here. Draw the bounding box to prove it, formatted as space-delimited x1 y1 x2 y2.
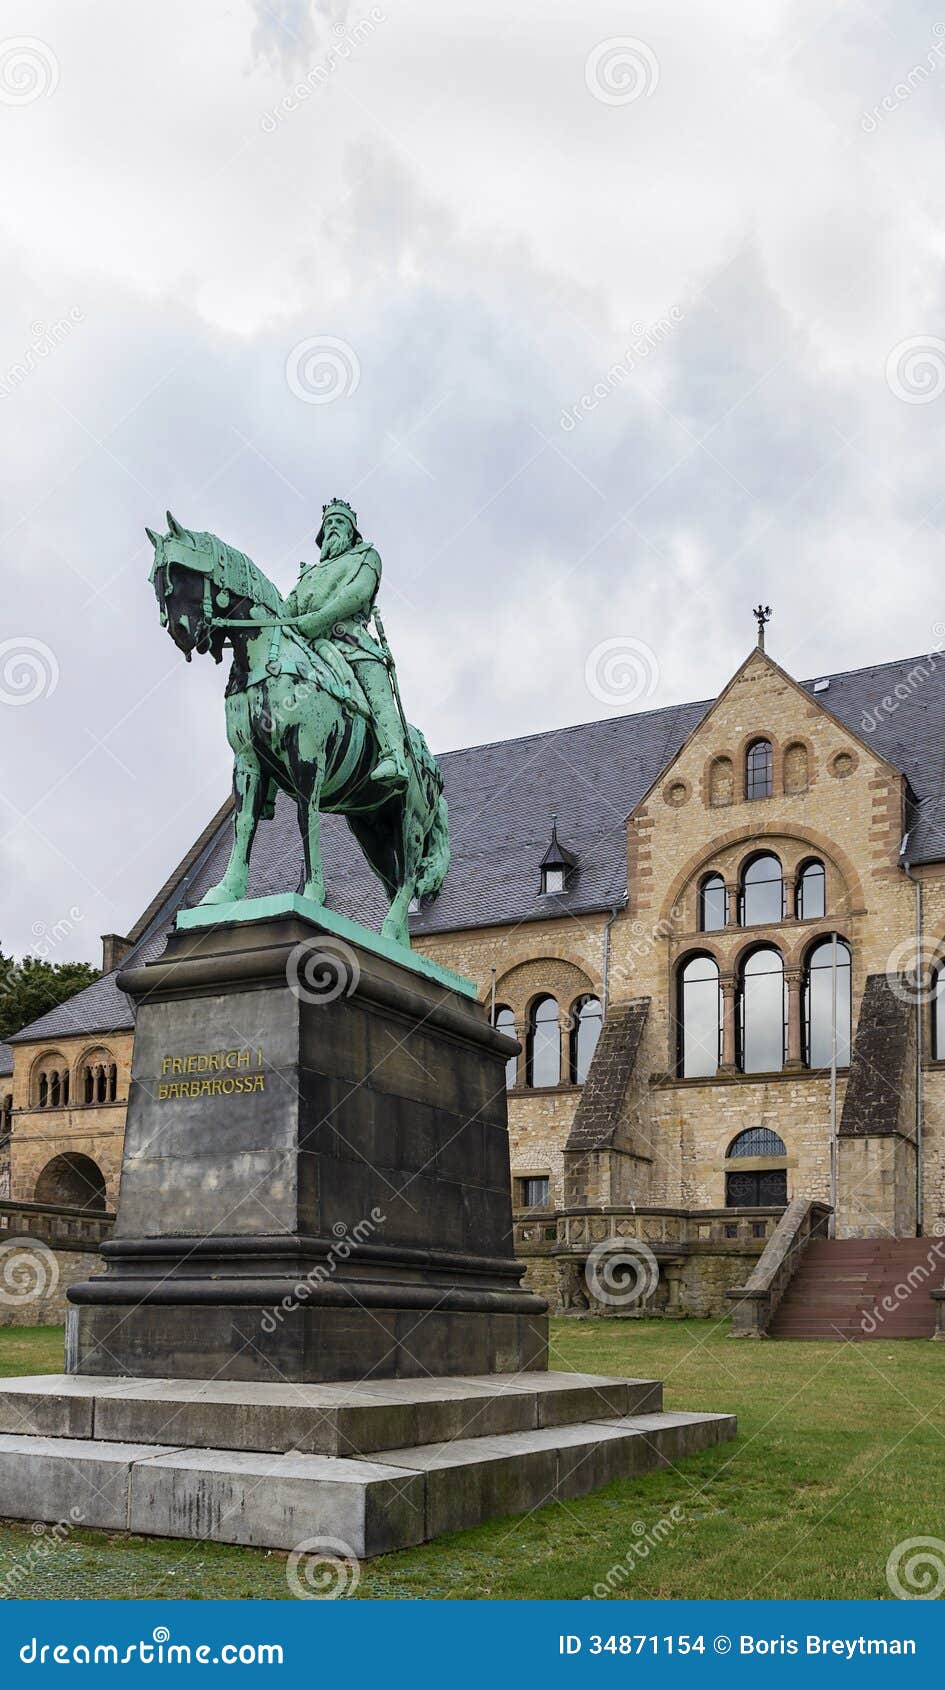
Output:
783 875 796 920
785 967 804 1069
726 883 739 927
719 975 737 1073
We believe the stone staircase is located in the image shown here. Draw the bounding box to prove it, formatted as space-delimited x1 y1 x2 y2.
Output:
769 1238 943 1340
0 1372 735 1556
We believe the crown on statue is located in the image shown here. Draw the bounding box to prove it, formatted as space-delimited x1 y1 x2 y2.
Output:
316 497 361 546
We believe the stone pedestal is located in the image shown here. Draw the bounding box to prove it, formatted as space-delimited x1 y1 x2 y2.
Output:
4 901 736 1555
68 903 548 1382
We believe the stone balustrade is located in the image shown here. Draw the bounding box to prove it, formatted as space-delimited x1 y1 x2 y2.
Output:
726 1197 832 1336
0 1198 115 1250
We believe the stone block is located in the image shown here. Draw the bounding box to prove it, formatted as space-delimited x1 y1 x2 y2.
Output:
128 1445 426 1557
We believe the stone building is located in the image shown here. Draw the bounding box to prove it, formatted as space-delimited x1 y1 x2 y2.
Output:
7 640 945 1317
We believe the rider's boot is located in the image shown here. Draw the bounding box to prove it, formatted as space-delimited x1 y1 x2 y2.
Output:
359 664 409 791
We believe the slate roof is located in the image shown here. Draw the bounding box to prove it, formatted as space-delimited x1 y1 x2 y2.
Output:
11 648 945 1048
0 1043 13 1078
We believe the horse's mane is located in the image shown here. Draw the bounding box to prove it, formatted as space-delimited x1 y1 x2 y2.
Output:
191 529 285 616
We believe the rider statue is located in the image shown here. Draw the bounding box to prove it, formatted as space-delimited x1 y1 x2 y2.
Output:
281 498 410 793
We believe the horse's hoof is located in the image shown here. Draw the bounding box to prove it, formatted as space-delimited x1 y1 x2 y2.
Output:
199 885 241 907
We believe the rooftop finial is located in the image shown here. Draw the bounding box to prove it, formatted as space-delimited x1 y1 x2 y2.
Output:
753 604 772 651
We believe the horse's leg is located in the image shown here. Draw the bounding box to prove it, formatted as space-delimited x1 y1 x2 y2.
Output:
200 754 265 903
200 695 264 905
295 767 327 907
380 797 424 948
293 697 333 907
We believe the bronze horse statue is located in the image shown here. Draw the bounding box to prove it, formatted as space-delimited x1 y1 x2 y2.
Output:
147 514 449 948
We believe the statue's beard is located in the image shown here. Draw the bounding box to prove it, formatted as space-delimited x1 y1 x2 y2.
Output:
320 531 348 561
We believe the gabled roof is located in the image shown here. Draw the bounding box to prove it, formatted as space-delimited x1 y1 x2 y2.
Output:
11 647 945 1047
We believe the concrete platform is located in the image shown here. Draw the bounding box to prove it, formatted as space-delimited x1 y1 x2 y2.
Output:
0 1373 736 1555
0 1371 662 1456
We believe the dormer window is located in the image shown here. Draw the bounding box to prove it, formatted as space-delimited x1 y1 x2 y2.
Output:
539 815 576 896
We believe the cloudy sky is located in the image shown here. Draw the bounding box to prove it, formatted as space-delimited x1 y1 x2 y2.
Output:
3 0 945 964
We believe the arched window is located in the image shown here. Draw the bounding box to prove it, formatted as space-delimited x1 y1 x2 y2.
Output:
739 853 784 926
746 738 773 801
796 859 825 921
699 873 727 932
783 742 809 794
803 937 852 1068
38 1072 48 1108
727 1127 787 1158
677 954 722 1079
0 1094 12 1138
709 756 734 807
49 1070 61 1107
569 995 602 1084
79 1050 118 1107
933 966 945 1061
737 947 786 1073
526 996 561 1088
493 1005 519 1090
725 1128 788 1206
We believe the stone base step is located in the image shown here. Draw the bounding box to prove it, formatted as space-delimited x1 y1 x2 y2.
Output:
0 1409 736 1556
0 1371 661 1458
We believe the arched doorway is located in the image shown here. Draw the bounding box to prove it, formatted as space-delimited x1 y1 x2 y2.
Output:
34 1153 107 1212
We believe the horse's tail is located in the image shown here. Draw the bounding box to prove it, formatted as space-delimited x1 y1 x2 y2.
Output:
409 726 450 902
415 790 450 902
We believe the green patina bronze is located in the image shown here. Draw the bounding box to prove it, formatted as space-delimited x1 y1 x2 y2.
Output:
146 500 450 949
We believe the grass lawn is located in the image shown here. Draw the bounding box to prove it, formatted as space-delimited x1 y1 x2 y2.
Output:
1 1318 943 1600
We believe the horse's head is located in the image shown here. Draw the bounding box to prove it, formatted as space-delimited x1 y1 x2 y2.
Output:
146 512 226 663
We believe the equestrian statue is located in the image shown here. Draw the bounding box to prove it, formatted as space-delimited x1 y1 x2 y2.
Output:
146 498 450 949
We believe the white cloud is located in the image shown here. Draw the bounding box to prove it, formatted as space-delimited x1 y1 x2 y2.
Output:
3 0 945 960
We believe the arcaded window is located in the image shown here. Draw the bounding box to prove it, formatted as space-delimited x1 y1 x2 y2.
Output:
803 937 852 1068
699 872 727 932
677 954 722 1079
746 738 773 800
796 859 826 921
739 853 784 926
569 995 602 1084
0 1094 11 1138
737 947 786 1073
525 996 561 1088
493 1004 518 1090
